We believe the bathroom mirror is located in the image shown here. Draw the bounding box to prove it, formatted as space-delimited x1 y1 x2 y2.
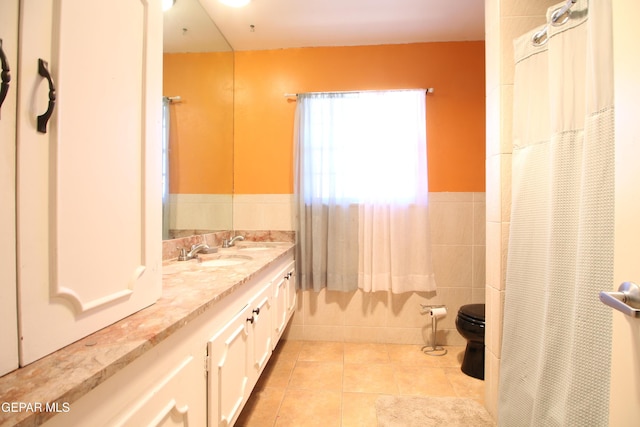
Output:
162 0 234 239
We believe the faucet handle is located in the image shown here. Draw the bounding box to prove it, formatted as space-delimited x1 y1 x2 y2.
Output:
178 248 188 261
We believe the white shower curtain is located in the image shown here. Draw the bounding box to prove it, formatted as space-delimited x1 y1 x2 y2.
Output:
499 1 614 425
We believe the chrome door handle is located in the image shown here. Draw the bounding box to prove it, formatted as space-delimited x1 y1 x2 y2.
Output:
599 282 640 318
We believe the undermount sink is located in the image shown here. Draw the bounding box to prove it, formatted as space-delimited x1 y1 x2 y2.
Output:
236 243 278 251
199 255 252 267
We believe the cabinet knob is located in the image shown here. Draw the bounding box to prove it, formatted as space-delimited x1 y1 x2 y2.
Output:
246 316 254 324
252 307 260 315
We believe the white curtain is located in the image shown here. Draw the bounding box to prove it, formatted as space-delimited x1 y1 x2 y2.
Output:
294 90 436 293
499 1 614 425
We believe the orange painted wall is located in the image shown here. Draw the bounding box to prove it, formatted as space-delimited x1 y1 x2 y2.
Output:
234 42 485 194
163 52 234 194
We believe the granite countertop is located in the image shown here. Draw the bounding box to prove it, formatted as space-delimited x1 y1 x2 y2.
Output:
0 241 294 427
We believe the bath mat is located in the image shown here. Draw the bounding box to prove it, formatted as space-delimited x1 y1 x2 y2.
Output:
375 396 495 427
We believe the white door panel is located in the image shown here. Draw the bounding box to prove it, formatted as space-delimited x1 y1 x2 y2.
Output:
610 1 640 425
0 0 19 376
16 0 162 365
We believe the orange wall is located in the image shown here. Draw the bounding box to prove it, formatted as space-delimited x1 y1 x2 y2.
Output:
163 52 234 194
234 42 486 194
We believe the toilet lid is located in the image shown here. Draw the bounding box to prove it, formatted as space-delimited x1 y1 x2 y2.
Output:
459 304 485 322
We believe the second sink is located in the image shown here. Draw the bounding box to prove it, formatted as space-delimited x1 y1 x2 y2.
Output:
199 255 252 268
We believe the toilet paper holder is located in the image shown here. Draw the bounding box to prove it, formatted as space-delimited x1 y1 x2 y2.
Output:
420 304 448 356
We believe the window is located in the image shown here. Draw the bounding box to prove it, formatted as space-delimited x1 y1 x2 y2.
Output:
298 90 428 205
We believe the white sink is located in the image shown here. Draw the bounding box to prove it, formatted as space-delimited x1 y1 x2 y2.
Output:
236 243 277 251
199 255 252 267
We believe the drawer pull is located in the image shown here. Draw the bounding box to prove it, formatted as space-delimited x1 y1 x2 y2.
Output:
37 58 56 133
0 39 10 113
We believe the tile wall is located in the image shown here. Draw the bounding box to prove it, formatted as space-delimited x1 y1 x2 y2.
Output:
289 192 485 346
484 0 558 418
234 192 485 347
168 194 232 231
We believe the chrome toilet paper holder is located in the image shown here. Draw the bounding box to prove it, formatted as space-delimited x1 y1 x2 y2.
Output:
420 304 448 356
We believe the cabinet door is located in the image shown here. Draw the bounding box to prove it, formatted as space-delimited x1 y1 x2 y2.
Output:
0 0 19 376
272 261 296 347
16 0 163 365
272 273 288 348
285 262 297 317
107 355 205 427
249 282 273 379
208 305 252 427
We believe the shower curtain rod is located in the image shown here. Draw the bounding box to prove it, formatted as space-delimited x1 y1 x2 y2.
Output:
164 96 182 103
532 0 577 46
283 88 434 97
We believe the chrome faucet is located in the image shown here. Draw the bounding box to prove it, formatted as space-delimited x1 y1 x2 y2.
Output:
178 243 210 261
222 235 245 248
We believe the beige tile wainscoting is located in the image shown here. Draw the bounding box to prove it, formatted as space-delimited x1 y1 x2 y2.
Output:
284 192 486 346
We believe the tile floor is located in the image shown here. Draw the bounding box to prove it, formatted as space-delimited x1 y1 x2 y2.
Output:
236 340 485 427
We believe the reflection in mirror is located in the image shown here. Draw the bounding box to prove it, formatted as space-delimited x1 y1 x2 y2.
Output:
162 0 234 239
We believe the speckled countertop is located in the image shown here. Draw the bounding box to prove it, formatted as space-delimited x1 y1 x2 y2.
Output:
0 240 294 427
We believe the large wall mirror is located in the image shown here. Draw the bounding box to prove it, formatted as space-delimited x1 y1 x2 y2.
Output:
162 0 234 239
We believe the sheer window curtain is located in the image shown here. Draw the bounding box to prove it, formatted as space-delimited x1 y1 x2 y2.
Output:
294 90 436 294
162 97 171 240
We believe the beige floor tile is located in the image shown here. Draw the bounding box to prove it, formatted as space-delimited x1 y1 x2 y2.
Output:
393 366 456 397
256 358 296 389
343 363 399 394
444 367 486 404
298 341 344 362
416 345 466 368
275 389 342 427
289 361 343 391
243 340 489 426
343 342 390 364
387 343 442 366
386 345 465 366
273 339 304 362
341 392 380 427
235 387 285 427
435 346 466 367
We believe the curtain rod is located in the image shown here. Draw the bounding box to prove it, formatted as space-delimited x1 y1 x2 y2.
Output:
283 88 434 97
164 96 182 103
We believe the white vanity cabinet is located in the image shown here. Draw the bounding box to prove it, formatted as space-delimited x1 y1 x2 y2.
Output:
249 282 275 378
208 281 273 427
272 261 297 348
39 252 295 427
41 305 209 427
15 0 163 365
0 0 19 377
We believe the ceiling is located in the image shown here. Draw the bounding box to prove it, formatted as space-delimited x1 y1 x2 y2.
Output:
165 0 485 53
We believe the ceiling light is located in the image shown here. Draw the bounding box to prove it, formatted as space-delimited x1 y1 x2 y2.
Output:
163 0 176 11
219 0 251 7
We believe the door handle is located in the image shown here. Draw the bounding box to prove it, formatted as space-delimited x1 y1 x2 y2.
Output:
599 282 640 318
